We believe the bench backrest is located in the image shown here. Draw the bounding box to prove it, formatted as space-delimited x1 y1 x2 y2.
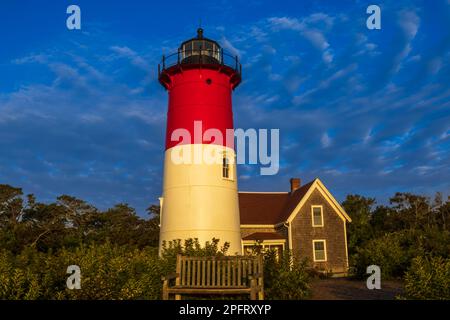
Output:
175 255 263 288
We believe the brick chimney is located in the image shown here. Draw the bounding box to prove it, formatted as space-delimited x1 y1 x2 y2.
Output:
290 178 301 192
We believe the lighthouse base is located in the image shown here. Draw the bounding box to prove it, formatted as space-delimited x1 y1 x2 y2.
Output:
159 144 242 256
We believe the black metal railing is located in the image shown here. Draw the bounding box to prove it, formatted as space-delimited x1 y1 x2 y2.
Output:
158 48 241 77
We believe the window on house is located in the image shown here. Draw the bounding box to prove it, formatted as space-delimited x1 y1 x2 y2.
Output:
265 244 284 258
222 155 230 179
243 245 261 255
312 206 324 227
243 243 284 259
313 240 327 262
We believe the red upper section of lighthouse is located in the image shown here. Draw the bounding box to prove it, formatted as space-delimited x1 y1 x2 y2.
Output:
158 29 242 150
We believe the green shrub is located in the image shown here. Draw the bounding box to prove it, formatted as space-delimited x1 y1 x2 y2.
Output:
0 243 166 300
58 244 164 299
263 250 310 300
350 230 450 280
350 230 416 279
0 248 56 300
0 239 312 300
404 256 450 300
0 239 233 300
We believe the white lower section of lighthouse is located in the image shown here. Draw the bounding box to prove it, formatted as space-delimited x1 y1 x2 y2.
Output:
159 144 242 255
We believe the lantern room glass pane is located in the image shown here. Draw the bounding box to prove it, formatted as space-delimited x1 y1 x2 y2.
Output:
181 40 221 64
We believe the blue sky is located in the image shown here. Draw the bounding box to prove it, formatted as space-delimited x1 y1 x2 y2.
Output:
0 0 449 216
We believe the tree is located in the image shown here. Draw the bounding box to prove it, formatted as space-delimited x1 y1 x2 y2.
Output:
370 205 393 235
96 203 159 247
0 185 37 252
342 194 375 254
390 193 432 230
0 184 25 230
22 202 69 250
433 193 449 231
56 195 100 244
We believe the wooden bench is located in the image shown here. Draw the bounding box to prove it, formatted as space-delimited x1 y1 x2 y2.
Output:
162 255 264 300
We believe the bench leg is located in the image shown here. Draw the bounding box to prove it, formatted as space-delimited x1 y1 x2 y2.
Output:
258 279 264 300
258 290 264 300
250 279 257 300
162 280 169 300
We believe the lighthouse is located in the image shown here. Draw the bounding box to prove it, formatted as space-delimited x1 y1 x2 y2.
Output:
158 28 243 255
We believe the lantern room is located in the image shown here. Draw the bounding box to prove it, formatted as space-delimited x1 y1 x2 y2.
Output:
158 28 242 90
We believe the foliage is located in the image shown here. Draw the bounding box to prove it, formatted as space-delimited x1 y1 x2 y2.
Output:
0 238 312 300
0 238 235 300
0 184 160 253
344 192 450 283
404 256 450 300
263 250 310 300
160 238 230 268
1 183 449 299
342 195 376 256
0 243 165 300
350 230 414 278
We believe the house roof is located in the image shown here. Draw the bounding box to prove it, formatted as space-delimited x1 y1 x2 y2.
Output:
238 192 289 224
242 232 286 241
239 178 351 225
239 180 314 225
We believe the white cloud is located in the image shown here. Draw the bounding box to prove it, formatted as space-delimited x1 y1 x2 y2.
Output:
322 51 334 64
393 9 421 73
428 57 442 74
110 46 150 70
302 29 329 50
123 106 165 124
321 132 331 148
79 114 104 124
249 26 268 42
12 53 50 65
399 10 420 40
408 55 421 62
268 17 303 31
267 14 334 63
220 37 243 58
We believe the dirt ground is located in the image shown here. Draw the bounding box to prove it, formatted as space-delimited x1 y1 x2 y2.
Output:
310 277 404 300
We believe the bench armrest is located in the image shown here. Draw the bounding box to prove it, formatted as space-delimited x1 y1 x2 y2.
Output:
161 273 179 281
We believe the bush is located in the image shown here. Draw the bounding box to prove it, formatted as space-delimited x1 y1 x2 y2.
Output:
0 247 58 300
0 239 232 300
350 230 416 279
404 256 450 300
263 250 310 300
58 244 165 299
0 239 312 300
160 238 229 267
350 229 450 280
0 243 166 300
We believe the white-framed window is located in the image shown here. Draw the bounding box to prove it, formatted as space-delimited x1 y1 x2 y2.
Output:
313 240 327 262
311 205 324 227
222 155 229 178
242 240 285 259
222 152 234 180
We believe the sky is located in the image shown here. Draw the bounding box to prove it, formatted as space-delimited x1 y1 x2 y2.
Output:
0 0 449 216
